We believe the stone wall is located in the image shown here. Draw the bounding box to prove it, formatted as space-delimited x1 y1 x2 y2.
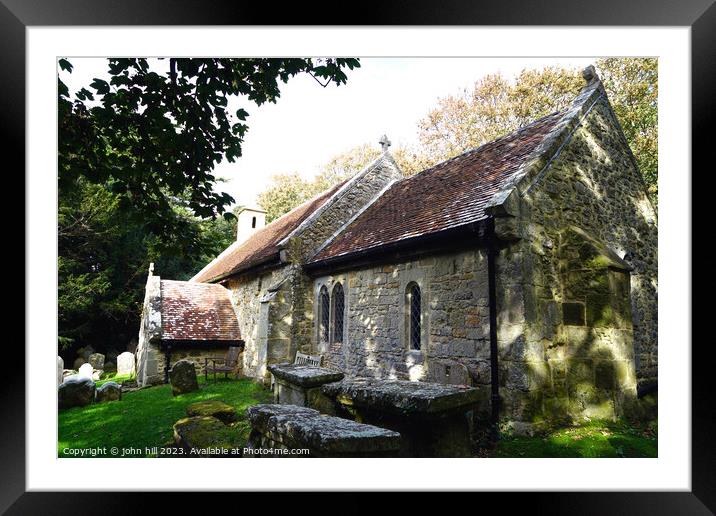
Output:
167 345 242 378
224 266 292 381
313 249 492 405
492 89 657 428
136 270 163 386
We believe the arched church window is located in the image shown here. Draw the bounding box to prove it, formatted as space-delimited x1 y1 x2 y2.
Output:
407 282 421 350
318 286 330 343
331 283 345 344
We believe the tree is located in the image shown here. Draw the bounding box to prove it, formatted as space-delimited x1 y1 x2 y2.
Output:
257 172 317 223
58 57 361 249
258 143 382 222
408 60 658 206
415 67 583 172
596 58 658 205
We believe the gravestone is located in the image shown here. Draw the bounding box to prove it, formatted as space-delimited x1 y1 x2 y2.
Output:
96 382 122 402
104 361 117 373
88 353 105 370
57 356 64 387
78 363 94 380
76 345 95 361
169 360 199 396
73 357 86 370
58 377 95 409
116 352 136 376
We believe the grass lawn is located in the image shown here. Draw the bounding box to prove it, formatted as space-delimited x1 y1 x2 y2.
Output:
490 419 657 458
58 377 272 457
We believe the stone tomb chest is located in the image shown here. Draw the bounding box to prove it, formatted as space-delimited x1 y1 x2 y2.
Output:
268 363 344 415
322 377 482 457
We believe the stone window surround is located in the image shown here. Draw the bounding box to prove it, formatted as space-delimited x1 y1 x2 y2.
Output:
314 274 349 354
400 269 428 364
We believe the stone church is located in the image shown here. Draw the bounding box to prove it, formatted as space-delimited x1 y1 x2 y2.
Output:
137 67 657 430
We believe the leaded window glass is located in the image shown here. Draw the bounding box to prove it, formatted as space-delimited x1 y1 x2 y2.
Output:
331 283 345 344
408 283 421 350
319 286 330 342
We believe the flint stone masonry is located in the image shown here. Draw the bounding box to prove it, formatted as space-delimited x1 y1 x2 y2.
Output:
487 86 655 429
117 352 136 376
268 363 344 414
246 404 401 457
321 378 481 456
316 250 491 393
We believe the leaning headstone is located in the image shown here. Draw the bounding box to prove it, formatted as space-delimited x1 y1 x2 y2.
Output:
95 382 122 403
57 356 64 387
169 360 199 396
88 353 105 370
58 377 95 409
116 352 136 376
73 357 86 370
78 363 94 380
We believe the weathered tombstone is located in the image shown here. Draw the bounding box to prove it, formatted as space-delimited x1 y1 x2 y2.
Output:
58 377 95 409
57 356 64 387
88 353 105 370
95 382 122 402
104 361 117 373
116 352 136 376
78 363 94 380
169 360 199 396
73 357 86 370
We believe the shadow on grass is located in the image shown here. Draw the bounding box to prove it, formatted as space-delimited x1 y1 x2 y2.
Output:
492 419 657 458
58 377 273 457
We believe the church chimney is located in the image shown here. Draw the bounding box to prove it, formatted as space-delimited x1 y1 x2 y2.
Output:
235 206 267 244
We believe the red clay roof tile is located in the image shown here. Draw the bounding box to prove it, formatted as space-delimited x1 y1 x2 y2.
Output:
192 181 345 283
160 280 241 341
311 112 563 262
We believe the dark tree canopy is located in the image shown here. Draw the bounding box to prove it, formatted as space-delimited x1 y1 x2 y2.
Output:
58 57 360 248
57 57 360 356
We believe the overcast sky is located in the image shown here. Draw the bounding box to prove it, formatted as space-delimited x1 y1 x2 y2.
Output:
61 57 595 208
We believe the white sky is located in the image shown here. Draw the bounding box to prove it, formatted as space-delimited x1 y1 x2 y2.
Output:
61 57 595 208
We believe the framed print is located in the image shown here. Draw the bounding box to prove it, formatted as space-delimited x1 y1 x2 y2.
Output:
4 0 712 512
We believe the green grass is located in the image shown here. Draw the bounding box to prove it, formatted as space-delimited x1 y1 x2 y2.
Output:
58 377 272 457
492 419 657 458
95 372 135 387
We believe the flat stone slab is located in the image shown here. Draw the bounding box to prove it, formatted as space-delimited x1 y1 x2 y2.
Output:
268 363 344 388
186 400 237 424
321 377 481 416
247 404 400 456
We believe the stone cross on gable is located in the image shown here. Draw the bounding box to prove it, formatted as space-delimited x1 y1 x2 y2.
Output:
379 134 391 152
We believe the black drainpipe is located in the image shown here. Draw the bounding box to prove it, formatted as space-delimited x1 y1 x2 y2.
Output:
486 217 500 438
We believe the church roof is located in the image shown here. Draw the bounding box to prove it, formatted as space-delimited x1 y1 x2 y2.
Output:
160 280 241 341
310 111 564 263
191 181 346 283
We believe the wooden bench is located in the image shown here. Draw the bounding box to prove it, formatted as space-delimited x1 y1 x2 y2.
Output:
245 404 401 457
293 351 322 367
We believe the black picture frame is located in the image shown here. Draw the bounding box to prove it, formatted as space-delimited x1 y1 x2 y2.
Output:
4 0 710 512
